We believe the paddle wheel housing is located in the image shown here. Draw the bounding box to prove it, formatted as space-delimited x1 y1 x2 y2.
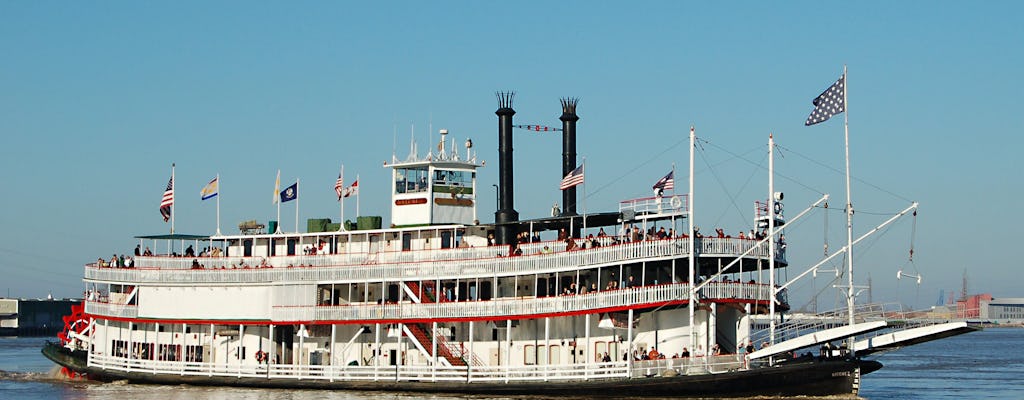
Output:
58 301 92 350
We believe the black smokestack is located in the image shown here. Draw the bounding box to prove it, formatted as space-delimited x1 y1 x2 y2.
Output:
495 91 519 245
560 98 579 218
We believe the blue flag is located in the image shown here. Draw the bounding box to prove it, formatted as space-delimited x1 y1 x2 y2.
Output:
280 182 298 203
805 74 845 126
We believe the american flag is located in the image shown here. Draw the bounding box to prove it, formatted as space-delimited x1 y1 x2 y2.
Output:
343 179 359 198
159 176 174 222
805 74 845 126
559 164 584 190
334 173 344 201
652 170 674 191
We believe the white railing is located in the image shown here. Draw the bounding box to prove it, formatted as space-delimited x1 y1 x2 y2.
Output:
619 195 688 215
269 283 771 323
84 302 138 319
629 355 746 377
85 238 780 286
86 352 747 384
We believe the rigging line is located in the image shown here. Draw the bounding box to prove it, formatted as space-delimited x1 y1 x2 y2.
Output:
696 142 764 228
583 134 688 199
701 139 826 197
824 200 830 257
909 210 918 263
776 144 914 203
798 273 841 312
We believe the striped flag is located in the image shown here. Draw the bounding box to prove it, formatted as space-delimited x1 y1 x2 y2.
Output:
200 176 219 200
159 176 174 222
343 179 359 198
559 164 584 190
334 173 344 201
652 170 674 191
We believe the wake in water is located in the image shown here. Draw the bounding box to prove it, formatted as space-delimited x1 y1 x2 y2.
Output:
0 365 93 384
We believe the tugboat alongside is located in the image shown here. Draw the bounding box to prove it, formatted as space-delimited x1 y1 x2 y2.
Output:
44 92 974 397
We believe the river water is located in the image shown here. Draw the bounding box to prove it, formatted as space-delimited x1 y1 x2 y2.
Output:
2 328 1021 399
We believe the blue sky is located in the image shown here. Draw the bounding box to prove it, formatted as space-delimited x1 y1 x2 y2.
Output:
1 2 1020 310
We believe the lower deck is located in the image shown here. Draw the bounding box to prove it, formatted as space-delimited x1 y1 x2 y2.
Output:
75 303 761 384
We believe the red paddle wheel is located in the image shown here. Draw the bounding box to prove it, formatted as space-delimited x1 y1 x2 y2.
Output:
57 301 91 347
55 301 92 379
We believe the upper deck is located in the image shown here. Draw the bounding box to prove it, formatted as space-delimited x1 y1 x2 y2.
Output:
85 235 786 286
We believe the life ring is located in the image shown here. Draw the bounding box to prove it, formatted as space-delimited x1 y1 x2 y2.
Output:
255 350 267 363
670 196 683 209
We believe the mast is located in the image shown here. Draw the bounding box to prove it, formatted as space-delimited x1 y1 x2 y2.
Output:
344 164 348 230
687 126 696 354
768 134 776 345
843 65 855 334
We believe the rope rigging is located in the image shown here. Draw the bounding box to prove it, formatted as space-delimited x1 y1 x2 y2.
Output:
896 210 921 307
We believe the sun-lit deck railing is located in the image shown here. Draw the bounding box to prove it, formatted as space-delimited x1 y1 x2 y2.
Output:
86 351 747 383
84 302 138 319
85 238 781 285
269 282 771 322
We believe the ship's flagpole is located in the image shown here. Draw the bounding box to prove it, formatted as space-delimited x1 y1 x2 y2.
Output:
171 163 176 235
339 165 345 231
671 162 676 196
842 65 857 349
215 173 221 236
581 158 587 235
295 178 300 233
356 174 361 218
275 169 282 234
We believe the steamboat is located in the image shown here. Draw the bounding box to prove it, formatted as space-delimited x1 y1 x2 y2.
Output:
44 93 975 397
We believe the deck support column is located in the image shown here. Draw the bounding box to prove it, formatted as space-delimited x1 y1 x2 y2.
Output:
298 323 305 371
330 323 337 381
268 324 275 371
101 318 109 367
396 323 404 382
544 316 550 381
709 303 717 359
238 324 245 377
627 308 634 378
431 321 438 382
181 323 187 374
374 322 381 381
584 313 591 380
504 319 512 383
127 321 133 372
209 323 214 376
155 322 161 363
467 320 474 383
